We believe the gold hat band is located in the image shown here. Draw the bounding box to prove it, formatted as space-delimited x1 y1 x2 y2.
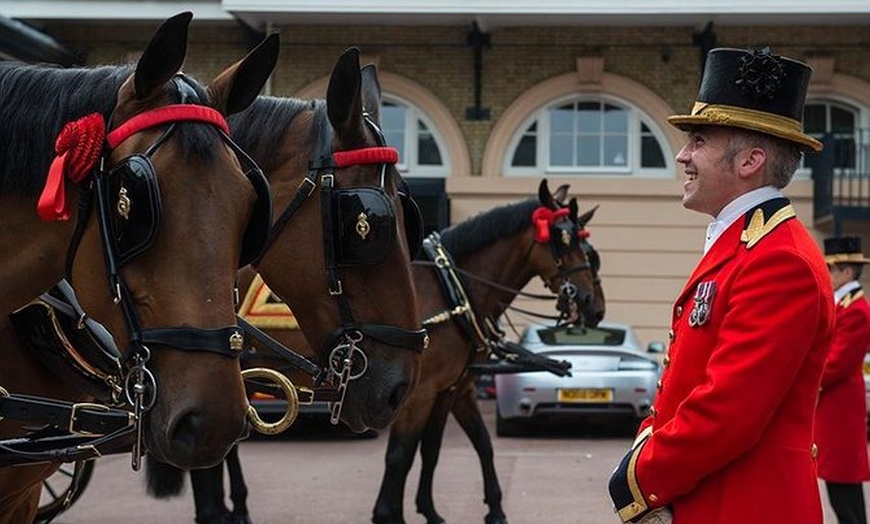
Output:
667 102 823 152
690 102 803 133
825 253 870 264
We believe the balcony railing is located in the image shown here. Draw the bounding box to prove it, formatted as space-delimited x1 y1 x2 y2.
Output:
812 128 870 235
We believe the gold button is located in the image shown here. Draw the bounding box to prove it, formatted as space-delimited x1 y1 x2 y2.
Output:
656 379 662 390
663 355 671 366
649 406 657 416
649 494 659 503
675 306 683 318
668 329 675 342
811 443 818 458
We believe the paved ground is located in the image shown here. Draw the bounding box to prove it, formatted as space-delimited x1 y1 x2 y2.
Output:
51 399 863 524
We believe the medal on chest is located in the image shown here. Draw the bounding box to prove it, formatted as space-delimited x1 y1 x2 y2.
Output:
689 281 717 327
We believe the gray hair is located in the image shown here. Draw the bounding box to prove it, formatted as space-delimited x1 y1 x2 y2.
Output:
724 129 802 188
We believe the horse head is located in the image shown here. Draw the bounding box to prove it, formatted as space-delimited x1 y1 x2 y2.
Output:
231 47 424 432
69 13 278 469
529 179 605 328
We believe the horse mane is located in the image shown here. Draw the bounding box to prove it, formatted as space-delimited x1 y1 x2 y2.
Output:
229 95 325 170
440 199 538 263
0 62 222 197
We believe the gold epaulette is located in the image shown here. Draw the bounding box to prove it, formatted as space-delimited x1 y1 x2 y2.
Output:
740 204 796 249
840 289 865 309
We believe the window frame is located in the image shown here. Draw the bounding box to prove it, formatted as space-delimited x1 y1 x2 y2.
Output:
799 98 866 180
382 94 449 179
503 93 673 178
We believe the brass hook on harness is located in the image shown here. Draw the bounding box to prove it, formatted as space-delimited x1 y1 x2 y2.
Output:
243 368 299 436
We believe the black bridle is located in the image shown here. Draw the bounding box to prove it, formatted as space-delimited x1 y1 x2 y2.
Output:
249 112 427 424
61 75 272 468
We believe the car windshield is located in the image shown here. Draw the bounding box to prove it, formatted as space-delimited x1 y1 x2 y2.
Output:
537 326 626 346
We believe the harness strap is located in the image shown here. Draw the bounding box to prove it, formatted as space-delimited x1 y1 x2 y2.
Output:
420 232 492 349
237 317 321 377
256 174 316 263
0 393 133 437
0 424 136 467
140 326 245 359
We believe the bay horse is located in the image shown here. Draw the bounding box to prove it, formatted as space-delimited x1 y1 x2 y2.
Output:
170 179 603 524
371 179 605 524
0 12 278 522
142 47 426 523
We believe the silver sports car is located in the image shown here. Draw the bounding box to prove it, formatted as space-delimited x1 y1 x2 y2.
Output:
494 321 664 436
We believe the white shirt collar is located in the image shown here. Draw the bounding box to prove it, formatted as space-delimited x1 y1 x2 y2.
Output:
703 186 784 254
834 280 862 304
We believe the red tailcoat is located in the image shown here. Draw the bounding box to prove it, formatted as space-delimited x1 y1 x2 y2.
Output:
609 199 835 524
815 285 870 483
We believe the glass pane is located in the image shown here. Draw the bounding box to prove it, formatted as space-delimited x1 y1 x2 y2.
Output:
803 104 826 134
381 104 405 133
550 135 573 166
641 135 666 168
834 137 856 169
418 133 442 165
604 135 628 166
603 105 628 133
831 107 856 134
512 135 537 166
576 136 600 166
550 105 574 133
577 102 600 133
385 130 405 161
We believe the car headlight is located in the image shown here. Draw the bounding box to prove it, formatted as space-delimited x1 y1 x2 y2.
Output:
617 358 658 371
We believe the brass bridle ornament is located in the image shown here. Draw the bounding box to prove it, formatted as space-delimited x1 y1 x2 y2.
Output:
242 367 299 435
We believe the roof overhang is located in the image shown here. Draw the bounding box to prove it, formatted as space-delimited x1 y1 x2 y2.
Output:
3 0 870 28
220 0 870 29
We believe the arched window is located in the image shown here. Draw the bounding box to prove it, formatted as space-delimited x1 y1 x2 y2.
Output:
504 95 671 177
802 100 862 178
381 95 448 178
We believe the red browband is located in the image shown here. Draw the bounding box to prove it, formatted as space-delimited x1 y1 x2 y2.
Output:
332 146 399 167
531 206 591 243
107 104 229 149
38 105 230 221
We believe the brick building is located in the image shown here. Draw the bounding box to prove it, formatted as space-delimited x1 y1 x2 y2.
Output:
5 1 870 344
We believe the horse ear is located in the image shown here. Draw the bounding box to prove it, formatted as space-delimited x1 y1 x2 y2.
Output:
578 204 599 226
568 198 579 218
208 33 280 116
553 184 570 205
327 47 365 146
134 11 191 99
360 63 382 123
538 179 555 208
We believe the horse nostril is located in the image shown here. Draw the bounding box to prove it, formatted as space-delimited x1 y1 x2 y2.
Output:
388 381 410 411
170 411 203 455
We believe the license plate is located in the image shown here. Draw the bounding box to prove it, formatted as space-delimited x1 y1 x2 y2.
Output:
558 388 613 403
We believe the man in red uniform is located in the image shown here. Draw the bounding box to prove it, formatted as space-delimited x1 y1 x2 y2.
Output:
608 47 836 524
816 236 870 524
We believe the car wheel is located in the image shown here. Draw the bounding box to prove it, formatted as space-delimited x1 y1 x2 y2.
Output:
495 406 525 437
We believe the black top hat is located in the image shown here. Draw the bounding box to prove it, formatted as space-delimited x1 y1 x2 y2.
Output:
824 236 870 264
668 47 822 152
